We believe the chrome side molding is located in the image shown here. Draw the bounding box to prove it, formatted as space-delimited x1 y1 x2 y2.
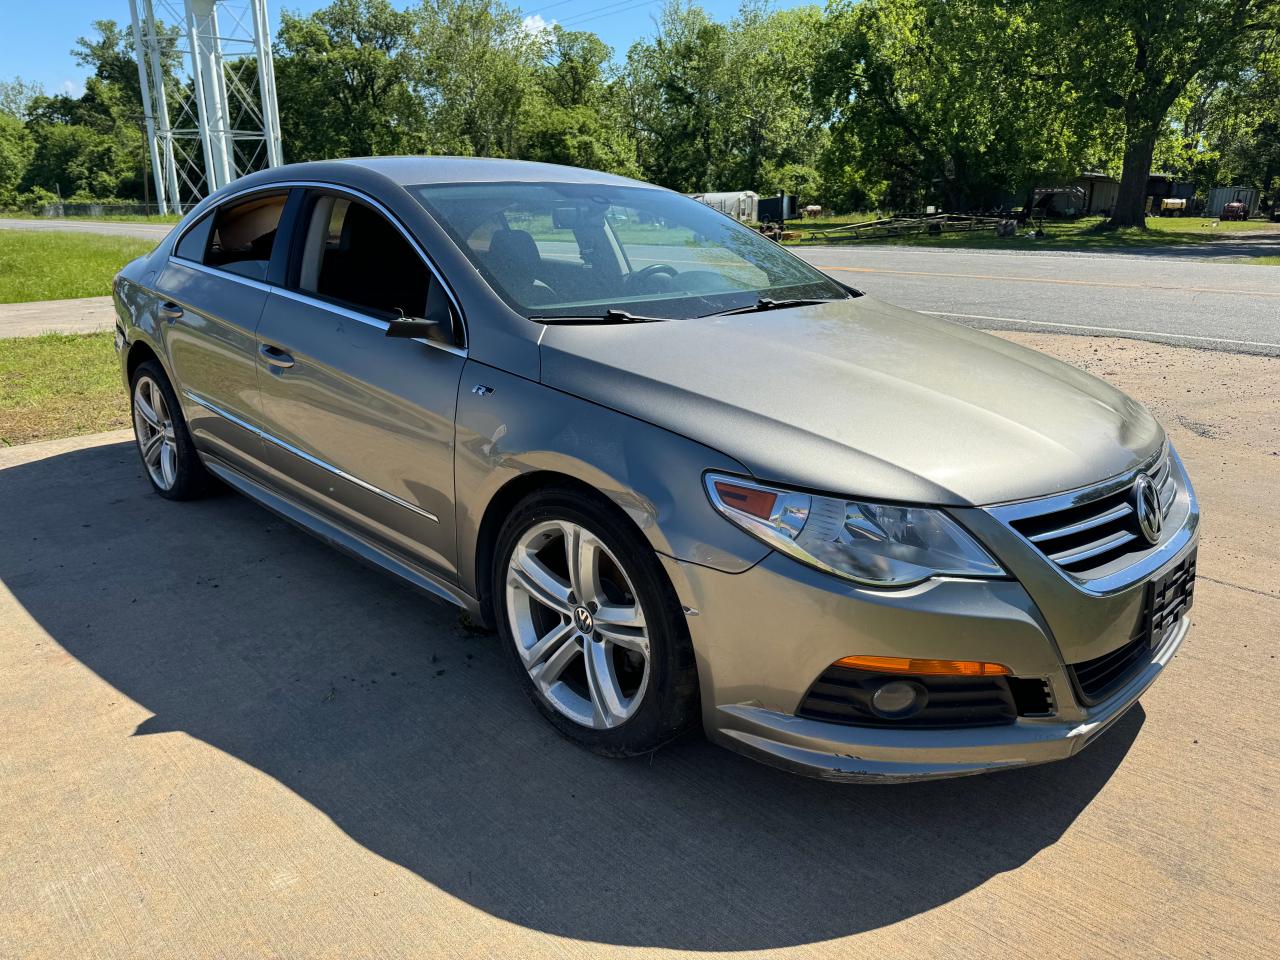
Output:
182 389 440 524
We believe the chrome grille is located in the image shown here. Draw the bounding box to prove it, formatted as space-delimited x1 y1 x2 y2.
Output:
1002 449 1176 578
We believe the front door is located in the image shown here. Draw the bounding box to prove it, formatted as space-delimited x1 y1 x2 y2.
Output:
253 190 465 581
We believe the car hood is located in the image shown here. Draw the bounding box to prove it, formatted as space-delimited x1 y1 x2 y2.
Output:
537 297 1163 506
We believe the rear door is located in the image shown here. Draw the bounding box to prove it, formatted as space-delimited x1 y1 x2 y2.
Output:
253 189 466 581
158 189 291 475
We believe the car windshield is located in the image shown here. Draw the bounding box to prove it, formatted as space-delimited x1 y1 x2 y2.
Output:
410 181 847 321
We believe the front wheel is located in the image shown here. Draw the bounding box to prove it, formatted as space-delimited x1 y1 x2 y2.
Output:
493 487 699 756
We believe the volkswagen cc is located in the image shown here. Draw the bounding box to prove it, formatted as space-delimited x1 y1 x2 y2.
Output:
113 158 1198 781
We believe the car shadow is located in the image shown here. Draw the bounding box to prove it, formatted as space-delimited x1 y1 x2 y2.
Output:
1 440 1142 951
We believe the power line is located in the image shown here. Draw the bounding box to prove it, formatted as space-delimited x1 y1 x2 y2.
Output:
521 0 587 18
559 0 661 29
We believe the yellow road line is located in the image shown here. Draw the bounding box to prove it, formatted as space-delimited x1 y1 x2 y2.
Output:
815 264 1280 298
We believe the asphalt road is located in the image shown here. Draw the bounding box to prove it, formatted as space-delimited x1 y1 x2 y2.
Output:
1 333 1277 959
3 217 1278 355
0 217 173 240
794 245 1280 357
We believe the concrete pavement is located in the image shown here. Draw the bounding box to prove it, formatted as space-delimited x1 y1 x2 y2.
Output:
0 296 114 338
1 332 1277 959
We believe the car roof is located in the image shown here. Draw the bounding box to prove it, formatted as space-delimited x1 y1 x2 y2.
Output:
326 156 653 189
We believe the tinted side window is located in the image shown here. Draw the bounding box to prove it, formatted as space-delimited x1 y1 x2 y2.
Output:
207 193 286 281
297 196 429 319
174 212 213 262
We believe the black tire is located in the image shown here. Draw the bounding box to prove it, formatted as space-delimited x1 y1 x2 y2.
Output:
492 486 700 757
129 359 213 501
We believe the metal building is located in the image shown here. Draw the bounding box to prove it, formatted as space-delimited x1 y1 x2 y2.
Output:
1206 186 1260 218
128 0 283 214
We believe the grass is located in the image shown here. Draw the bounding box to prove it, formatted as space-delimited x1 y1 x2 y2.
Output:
786 214 1280 251
0 211 181 224
0 333 127 446
0 230 158 303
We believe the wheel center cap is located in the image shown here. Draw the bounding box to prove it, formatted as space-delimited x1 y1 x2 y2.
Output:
573 605 594 634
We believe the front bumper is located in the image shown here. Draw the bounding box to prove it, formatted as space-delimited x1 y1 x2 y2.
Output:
661 455 1199 783
709 614 1188 783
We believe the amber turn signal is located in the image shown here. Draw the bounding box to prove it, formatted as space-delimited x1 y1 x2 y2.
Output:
834 655 1011 677
712 480 777 520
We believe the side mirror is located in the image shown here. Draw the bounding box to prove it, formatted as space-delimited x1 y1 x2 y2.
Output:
385 282 458 345
385 315 443 340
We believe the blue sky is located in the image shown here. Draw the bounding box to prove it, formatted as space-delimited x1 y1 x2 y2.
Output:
2 0 811 99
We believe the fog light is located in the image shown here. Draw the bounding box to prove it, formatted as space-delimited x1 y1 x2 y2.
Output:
870 680 927 719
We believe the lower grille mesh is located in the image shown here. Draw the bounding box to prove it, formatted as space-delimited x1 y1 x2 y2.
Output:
797 666 1028 729
1068 551 1196 705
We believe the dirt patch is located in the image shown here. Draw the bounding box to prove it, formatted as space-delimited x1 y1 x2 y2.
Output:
1176 415 1223 439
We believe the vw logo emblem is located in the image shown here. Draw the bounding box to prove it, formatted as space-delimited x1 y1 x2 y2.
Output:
1133 473 1163 545
573 605 595 635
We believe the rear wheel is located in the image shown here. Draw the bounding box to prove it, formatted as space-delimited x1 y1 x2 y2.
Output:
130 360 212 500
493 488 699 756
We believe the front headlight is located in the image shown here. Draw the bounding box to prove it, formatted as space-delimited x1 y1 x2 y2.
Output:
705 473 1005 587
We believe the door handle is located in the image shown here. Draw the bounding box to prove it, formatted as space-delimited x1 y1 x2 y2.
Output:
159 301 183 322
258 343 295 369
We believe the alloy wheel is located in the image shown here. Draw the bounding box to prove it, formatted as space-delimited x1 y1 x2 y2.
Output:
505 520 650 729
132 375 178 491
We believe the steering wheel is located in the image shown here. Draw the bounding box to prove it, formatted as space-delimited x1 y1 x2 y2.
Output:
626 263 679 288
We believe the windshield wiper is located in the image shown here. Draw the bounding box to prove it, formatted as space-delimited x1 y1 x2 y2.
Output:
529 309 670 325
703 297 842 318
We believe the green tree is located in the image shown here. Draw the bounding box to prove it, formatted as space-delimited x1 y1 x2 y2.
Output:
10 20 181 203
72 19 145 107
521 26 639 175
1044 0 1280 226
771 162 824 205
814 0 1100 213
0 112 35 203
414 0 543 158
719 3 827 197
275 0 428 160
20 118 137 199
0 77 44 120
622 3 730 192
1199 47 1280 197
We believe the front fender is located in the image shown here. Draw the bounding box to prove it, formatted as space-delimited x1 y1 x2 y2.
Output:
115 259 174 390
454 362 770 600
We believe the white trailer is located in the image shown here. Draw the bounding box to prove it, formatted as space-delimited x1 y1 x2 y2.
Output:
689 191 759 222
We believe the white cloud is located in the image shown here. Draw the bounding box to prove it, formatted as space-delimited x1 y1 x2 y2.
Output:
60 79 84 98
521 14 556 38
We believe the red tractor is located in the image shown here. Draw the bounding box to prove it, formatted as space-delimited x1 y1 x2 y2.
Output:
1221 200 1249 221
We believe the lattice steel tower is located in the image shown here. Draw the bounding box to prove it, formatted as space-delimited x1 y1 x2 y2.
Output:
129 0 283 214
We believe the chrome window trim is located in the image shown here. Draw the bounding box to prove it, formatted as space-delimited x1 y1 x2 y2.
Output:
182 389 441 524
270 284 468 358
166 178 469 350
166 257 467 358
168 257 273 293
